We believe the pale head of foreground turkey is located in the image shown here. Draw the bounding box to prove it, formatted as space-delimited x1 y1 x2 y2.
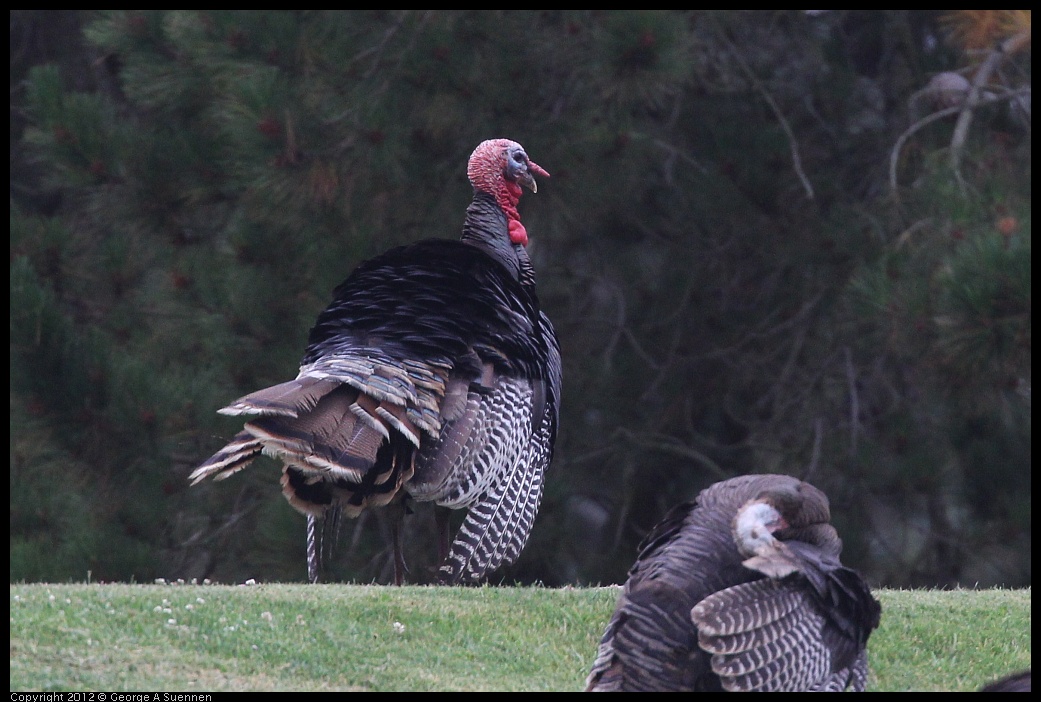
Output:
732 479 839 580
733 500 789 555
467 138 550 247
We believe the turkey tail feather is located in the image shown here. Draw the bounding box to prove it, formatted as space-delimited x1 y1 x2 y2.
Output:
219 376 341 417
189 430 263 484
438 401 551 584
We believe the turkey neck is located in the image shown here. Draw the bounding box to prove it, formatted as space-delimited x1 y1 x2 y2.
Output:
460 191 536 287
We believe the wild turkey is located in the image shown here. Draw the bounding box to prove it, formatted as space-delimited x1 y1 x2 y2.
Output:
585 474 881 692
190 139 561 586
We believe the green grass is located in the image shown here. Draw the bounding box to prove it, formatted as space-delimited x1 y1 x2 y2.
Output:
9 583 1030 692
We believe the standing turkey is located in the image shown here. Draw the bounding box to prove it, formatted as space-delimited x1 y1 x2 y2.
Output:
190 139 561 586
585 474 881 692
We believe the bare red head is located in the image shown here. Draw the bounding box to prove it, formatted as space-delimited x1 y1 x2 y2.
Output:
467 139 549 246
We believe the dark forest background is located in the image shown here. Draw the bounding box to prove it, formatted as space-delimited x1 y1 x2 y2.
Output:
10 10 1031 588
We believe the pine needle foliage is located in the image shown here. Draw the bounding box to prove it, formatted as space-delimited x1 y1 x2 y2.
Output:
10 11 1030 588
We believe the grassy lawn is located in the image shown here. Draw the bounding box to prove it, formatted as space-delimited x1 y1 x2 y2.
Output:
9 583 1030 692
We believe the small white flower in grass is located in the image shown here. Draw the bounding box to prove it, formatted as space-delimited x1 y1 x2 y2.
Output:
295 614 306 626
393 621 406 634
167 618 177 625
243 578 257 586
252 645 258 650
155 578 166 585
261 611 273 623
153 606 163 612
185 604 194 611
196 597 205 604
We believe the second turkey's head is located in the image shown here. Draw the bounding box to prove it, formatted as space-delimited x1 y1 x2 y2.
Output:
468 139 549 247
733 479 842 578
734 500 789 559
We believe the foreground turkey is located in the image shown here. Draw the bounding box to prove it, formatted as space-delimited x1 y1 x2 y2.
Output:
190 139 561 586
586 474 881 692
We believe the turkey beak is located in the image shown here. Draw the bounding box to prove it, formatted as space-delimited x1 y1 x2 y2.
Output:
768 513 789 534
522 160 550 194
515 170 538 194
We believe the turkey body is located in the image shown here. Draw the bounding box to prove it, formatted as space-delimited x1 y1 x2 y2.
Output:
979 669 1031 692
586 474 881 692
190 140 560 585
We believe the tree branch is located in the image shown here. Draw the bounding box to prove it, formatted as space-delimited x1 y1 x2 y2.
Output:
615 428 729 479
889 87 1031 195
718 31 815 201
950 29 1032 192
844 346 860 457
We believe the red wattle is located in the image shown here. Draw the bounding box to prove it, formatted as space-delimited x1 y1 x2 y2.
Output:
508 220 529 246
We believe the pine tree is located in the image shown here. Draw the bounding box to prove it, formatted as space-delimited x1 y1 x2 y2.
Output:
11 11 1030 586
